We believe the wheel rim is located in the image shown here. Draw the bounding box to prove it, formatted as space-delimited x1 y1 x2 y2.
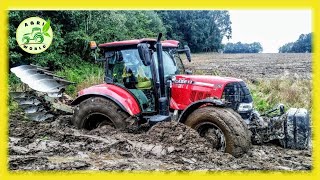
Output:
84 112 115 130
195 122 226 152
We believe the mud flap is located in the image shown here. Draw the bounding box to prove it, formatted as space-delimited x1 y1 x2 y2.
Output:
280 108 310 149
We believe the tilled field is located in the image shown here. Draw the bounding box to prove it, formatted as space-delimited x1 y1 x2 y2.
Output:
9 53 312 171
186 53 311 80
9 113 311 171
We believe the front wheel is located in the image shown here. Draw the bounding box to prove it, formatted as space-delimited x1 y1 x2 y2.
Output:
72 97 130 130
184 106 251 157
279 108 310 149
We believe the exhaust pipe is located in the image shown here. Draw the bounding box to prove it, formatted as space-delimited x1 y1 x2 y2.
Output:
156 33 169 116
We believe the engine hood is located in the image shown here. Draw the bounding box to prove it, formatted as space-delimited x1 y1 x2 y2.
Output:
172 74 243 88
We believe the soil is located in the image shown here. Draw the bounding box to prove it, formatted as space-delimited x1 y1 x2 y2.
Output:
185 53 311 80
9 113 311 171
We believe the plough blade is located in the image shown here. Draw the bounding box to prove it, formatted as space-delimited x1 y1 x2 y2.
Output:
26 111 54 122
10 65 74 95
10 93 54 121
9 65 74 121
14 97 41 106
19 104 45 114
9 91 32 99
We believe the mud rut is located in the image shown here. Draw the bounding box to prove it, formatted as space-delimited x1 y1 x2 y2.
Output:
9 112 311 171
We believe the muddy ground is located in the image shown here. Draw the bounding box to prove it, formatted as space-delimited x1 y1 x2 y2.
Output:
9 53 312 171
9 113 311 171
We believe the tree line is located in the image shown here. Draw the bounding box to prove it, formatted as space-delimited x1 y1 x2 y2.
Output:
278 33 312 53
223 42 263 53
9 10 232 70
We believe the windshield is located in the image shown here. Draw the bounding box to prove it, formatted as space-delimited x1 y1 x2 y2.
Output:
152 51 180 79
107 49 153 86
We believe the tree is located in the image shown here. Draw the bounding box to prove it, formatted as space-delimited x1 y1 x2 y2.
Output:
278 33 312 53
157 10 232 53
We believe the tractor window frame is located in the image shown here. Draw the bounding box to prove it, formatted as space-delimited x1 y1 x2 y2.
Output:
172 52 186 75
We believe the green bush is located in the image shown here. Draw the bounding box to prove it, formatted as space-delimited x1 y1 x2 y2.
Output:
56 62 104 96
247 79 311 113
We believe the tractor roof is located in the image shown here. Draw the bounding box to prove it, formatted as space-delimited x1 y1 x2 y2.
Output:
162 40 179 48
98 39 179 49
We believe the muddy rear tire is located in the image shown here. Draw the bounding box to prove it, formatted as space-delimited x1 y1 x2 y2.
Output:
72 97 130 130
184 106 251 157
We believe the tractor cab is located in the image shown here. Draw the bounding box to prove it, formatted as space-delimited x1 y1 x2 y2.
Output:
91 37 191 115
102 44 157 113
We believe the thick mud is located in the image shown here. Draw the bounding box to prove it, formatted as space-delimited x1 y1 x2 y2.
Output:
9 112 311 171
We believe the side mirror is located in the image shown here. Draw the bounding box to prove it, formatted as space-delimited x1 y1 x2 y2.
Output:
184 45 191 62
137 43 151 66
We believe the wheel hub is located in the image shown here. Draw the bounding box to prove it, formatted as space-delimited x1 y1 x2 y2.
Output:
196 122 226 152
85 112 115 130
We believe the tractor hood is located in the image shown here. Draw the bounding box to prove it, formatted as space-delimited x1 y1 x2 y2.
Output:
172 74 243 89
170 74 250 112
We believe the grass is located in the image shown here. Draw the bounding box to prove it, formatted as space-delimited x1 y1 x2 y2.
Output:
247 78 311 113
8 73 26 92
8 97 20 113
56 62 104 97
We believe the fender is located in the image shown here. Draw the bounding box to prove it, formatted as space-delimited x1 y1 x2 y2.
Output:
178 98 225 123
71 84 141 116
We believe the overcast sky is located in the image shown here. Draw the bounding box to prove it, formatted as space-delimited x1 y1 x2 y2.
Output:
222 10 312 53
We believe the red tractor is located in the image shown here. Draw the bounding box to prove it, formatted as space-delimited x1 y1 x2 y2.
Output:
10 33 310 157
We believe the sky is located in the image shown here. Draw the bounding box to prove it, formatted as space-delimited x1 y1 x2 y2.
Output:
222 10 312 53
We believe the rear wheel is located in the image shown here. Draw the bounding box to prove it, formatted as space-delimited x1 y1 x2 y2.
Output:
184 106 251 157
72 97 130 130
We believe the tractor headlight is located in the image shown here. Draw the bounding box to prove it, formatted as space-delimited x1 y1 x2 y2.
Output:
238 102 253 112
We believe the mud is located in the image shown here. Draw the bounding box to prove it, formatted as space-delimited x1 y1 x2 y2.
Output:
185 53 311 80
9 112 311 171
